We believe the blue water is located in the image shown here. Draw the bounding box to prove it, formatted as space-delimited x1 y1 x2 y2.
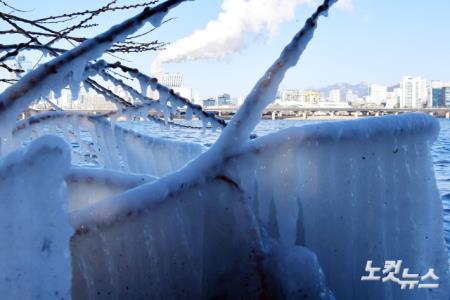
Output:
122 117 450 264
433 119 450 259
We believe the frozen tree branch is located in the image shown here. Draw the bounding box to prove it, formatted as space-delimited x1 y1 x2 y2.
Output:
106 62 227 128
216 0 338 147
0 0 191 133
71 0 338 229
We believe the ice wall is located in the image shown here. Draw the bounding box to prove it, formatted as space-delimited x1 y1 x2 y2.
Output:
0 136 72 299
13 113 204 176
223 113 450 299
71 176 332 299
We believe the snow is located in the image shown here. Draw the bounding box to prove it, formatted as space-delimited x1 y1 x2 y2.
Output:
0 135 72 299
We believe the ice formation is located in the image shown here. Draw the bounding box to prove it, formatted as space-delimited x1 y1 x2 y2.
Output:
0 136 72 299
1 0 449 299
13 112 204 176
224 113 450 299
0 0 190 154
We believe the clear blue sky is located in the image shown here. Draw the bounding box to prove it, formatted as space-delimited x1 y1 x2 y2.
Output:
3 0 450 99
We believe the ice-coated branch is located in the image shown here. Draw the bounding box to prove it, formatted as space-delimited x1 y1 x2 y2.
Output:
216 0 338 147
83 78 133 108
107 62 227 129
71 0 337 230
0 0 190 133
67 167 157 191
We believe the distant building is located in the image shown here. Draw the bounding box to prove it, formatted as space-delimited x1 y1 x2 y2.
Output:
217 93 231 106
281 89 303 102
280 90 321 105
304 91 321 105
152 72 194 101
444 87 450 107
368 84 387 105
430 80 445 107
32 86 119 111
386 87 402 108
329 89 341 103
155 73 182 88
400 76 428 108
202 98 216 107
345 90 358 103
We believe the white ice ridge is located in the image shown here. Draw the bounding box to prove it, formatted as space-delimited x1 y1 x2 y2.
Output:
70 113 449 299
0 135 72 299
0 0 191 152
13 111 204 176
67 167 156 211
225 113 450 299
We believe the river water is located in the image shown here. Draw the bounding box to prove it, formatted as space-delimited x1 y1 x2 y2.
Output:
122 117 450 266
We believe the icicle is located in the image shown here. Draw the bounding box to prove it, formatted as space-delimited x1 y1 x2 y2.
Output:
52 88 62 99
83 82 90 94
211 121 219 133
138 77 149 96
148 10 168 27
185 106 193 121
200 116 207 133
69 81 81 100
110 114 118 130
169 98 178 115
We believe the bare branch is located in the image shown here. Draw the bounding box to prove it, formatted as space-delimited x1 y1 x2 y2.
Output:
33 1 159 23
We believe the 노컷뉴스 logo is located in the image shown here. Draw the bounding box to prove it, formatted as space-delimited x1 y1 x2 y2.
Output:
361 260 439 289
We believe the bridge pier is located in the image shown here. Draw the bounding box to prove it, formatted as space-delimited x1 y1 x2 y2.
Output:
303 112 308 120
271 111 276 120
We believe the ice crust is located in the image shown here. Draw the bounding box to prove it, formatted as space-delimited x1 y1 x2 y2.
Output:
0 136 72 299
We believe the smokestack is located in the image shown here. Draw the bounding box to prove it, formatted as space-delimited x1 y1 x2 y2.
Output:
151 0 352 74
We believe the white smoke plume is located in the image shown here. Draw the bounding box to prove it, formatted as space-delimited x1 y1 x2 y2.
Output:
151 0 352 74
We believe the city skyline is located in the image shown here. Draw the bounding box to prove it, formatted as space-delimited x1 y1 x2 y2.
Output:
33 71 450 111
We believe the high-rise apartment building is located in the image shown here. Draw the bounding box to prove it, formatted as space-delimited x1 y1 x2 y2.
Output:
329 89 341 103
155 73 183 88
400 76 428 108
430 80 445 107
369 84 387 105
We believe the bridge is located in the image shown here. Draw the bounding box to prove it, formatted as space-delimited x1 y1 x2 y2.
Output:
26 106 450 120
204 106 450 119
